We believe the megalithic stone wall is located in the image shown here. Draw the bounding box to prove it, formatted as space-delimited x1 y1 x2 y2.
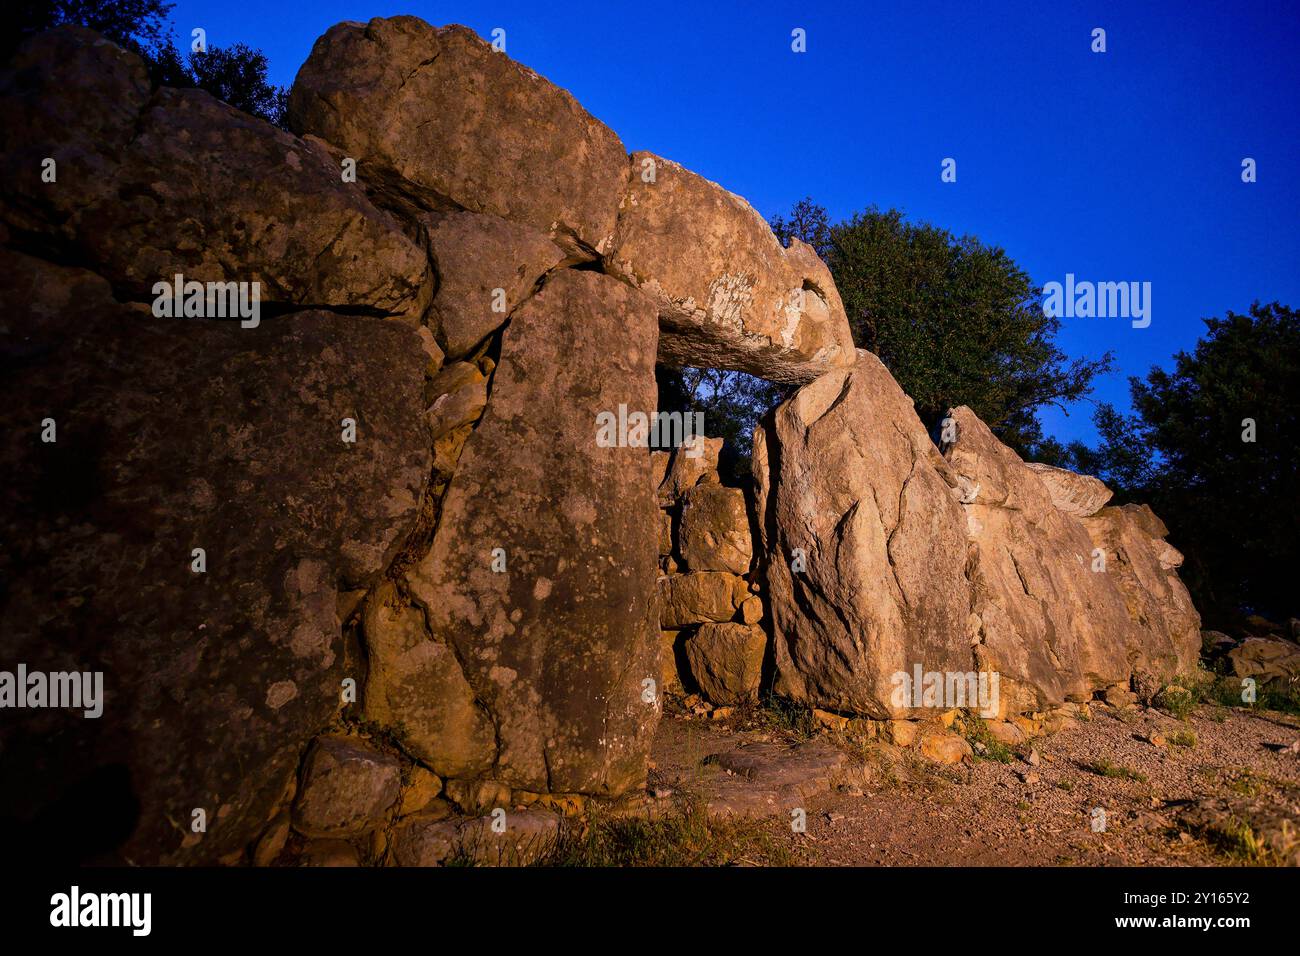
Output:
0 16 857 864
0 16 1202 866
753 355 1201 722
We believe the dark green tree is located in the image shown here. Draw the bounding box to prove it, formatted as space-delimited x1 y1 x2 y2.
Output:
1083 303 1299 625
187 42 288 126
8 0 174 58
800 203 1111 453
8 1 288 128
770 196 833 261
656 366 790 484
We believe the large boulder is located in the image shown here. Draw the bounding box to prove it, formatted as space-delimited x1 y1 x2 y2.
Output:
659 572 750 628
288 16 628 258
944 407 1195 711
657 436 724 503
1025 462 1113 517
608 152 856 384
943 407 1137 709
1226 637 1300 686
361 582 496 779
408 270 661 796
0 28 431 320
292 737 402 838
685 623 766 704
678 483 753 574
753 351 976 717
0 250 431 864
1081 504 1202 677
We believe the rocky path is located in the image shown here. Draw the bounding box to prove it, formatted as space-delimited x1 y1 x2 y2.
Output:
651 702 1300 866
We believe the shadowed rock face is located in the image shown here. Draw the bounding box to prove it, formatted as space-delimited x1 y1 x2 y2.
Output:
0 250 431 864
0 28 431 320
422 209 567 359
608 152 857 384
409 270 662 796
754 351 976 718
288 16 629 259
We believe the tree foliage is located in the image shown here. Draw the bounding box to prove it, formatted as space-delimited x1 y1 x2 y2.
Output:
8 0 288 127
9 0 174 55
186 43 288 126
1061 303 1299 625
777 199 1112 454
657 367 790 484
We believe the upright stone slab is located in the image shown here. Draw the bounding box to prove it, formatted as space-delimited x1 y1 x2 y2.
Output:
1082 504 1201 678
409 270 661 796
753 350 976 717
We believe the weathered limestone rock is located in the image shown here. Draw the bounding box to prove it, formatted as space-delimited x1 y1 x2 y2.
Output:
292 737 402 837
0 26 148 237
398 767 444 818
659 572 750 628
658 436 724 503
361 583 496 778
443 778 512 814
1025 462 1113 517
289 16 627 257
944 408 1128 710
984 720 1027 746
1082 504 1202 678
389 809 561 866
423 209 567 358
945 407 1197 711
753 351 975 717
685 623 766 704
658 510 674 555
299 840 362 867
1226 637 1300 685
409 270 661 796
650 450 672 490
0 250 430 864
425 361 488 436
253 814 292 867
694 739 867 818
918 729 974 765
678 483 753 574
659 631 685 695
1 28 431 319
738 596 764 625
608 152 855 384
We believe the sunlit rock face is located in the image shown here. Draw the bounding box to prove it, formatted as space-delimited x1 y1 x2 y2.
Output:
608 152 857 384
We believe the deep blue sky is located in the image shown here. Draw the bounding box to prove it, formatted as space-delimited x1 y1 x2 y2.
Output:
170 0 1299 445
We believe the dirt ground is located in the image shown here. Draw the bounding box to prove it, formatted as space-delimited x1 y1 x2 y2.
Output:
649 700 1300 866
